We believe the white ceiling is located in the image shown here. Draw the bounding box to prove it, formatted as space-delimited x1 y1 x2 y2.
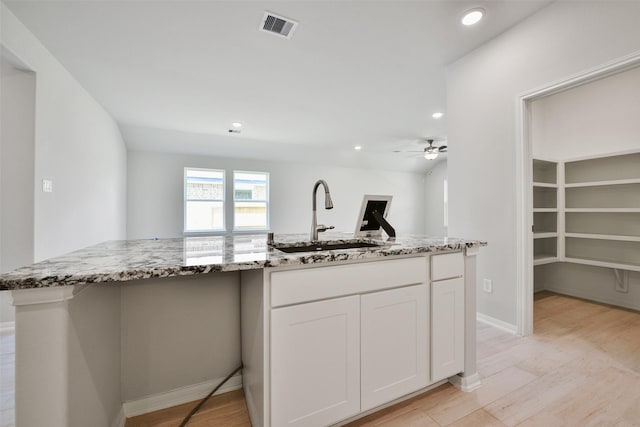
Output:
5 0 553 172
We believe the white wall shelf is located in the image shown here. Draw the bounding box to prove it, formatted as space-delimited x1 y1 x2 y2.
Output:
534 232 558 239
564 178 640 188
565 232 640 243
565 208 640 213
533 255 559 266
533 182 558 188
563 257 640 273
533 152 640 272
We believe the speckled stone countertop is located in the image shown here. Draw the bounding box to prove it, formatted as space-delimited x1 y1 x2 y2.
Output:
0 233 486 290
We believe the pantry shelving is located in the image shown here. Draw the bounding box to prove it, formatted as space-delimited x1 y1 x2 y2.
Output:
533 151 640 271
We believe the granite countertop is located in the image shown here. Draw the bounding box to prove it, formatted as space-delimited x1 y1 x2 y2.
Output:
0 233 486 290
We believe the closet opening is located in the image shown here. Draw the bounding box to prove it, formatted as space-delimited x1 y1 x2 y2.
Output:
517 54 640 336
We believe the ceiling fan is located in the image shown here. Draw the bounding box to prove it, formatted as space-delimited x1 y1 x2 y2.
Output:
394 138 447 160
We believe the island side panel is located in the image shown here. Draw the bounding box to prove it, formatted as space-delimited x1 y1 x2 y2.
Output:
13 289 72 427
241 269 269 427
12 284 122 427
67 284 122 427
452 247 481 391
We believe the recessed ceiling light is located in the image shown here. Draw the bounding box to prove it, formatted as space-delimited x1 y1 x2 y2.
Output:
231 122 243 128
432 112 444 119
462 8 484 26
354 145 362 151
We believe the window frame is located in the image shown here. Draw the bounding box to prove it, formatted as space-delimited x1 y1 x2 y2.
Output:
183 167 226 234
232 170 270 232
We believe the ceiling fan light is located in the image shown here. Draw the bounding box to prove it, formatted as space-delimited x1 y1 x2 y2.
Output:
424 151 438 160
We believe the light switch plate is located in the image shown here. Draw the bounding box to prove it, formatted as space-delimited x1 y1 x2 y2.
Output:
42 179 53 193
483 279 492 293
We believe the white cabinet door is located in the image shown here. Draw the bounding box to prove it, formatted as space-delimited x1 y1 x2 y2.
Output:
361 284 428 411
270 295 360 427
431 277 465 382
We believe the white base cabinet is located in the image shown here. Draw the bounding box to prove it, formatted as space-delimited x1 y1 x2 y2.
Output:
270 295 361 427
361 284 428 411
241 253 471 427
431 277 465 382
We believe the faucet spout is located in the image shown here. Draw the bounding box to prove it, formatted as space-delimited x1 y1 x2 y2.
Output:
311 179 334 240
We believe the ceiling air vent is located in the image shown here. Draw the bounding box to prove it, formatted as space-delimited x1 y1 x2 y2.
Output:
260 12 298 39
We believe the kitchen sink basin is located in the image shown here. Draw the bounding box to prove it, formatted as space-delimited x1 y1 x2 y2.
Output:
272 240 382 253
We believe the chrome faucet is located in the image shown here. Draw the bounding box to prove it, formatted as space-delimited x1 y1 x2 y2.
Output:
311 179 335 241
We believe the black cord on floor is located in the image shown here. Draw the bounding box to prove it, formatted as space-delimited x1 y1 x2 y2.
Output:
179 364 243 427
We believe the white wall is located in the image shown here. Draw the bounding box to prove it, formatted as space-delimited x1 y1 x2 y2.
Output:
0 58 36 325
424 160 447 236
446 0 640 326
532 66 640 160
531 65 640 304
121 273 240 402
1 4 127 262
535 263 640 311
127 150 426 239
0 65 35 274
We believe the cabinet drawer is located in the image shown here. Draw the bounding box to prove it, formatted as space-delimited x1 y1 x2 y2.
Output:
431 252 463 281
271 257 427 307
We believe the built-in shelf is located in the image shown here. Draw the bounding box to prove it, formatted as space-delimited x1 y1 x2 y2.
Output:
564 233 640 243
564 257 640 273
534 232 558 239
533 159 557 184
533 182 558 188
533 255 558 266
533 152 640 272
565 208 640 213
564 178 640 188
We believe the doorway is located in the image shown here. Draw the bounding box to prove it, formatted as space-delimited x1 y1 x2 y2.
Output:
516 52 640 336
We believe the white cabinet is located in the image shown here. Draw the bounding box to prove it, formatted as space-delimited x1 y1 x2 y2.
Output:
360 284 428 411
431 277 464 382
270 295 361 427
241 253 471 427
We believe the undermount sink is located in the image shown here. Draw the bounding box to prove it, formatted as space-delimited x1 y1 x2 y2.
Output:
272 240 383 253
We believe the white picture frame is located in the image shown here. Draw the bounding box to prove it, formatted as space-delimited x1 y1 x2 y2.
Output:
354 194 393 238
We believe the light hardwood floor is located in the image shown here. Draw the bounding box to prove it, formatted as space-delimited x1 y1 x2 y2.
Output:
2 292 639 427
125 291 640 426
0 325 15 427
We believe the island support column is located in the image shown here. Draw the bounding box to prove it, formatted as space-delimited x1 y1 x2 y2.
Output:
450 246 482 392
11 283 123 427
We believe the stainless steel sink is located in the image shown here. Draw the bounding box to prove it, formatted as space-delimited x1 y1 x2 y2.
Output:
272 240 382 253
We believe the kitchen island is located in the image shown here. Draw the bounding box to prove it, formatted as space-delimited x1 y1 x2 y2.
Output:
0 233 485 427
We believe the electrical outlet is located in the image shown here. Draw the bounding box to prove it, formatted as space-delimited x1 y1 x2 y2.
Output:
42 179 53 193
483 279 492 293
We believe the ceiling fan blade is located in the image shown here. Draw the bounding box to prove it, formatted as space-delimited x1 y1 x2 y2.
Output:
438 147 448 153
393 150 424 153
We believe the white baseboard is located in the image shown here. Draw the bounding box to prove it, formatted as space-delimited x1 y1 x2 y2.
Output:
476 312 518 334
111 406 126 427
0 321 15 333
122 374 242 418
449 372 482 392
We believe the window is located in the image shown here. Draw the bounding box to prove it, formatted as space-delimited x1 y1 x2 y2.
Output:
184 168 225 232
234 171 269 230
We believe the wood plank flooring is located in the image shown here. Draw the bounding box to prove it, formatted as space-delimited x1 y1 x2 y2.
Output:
124 291 640 426
2 292 639 427
0 326 14 427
